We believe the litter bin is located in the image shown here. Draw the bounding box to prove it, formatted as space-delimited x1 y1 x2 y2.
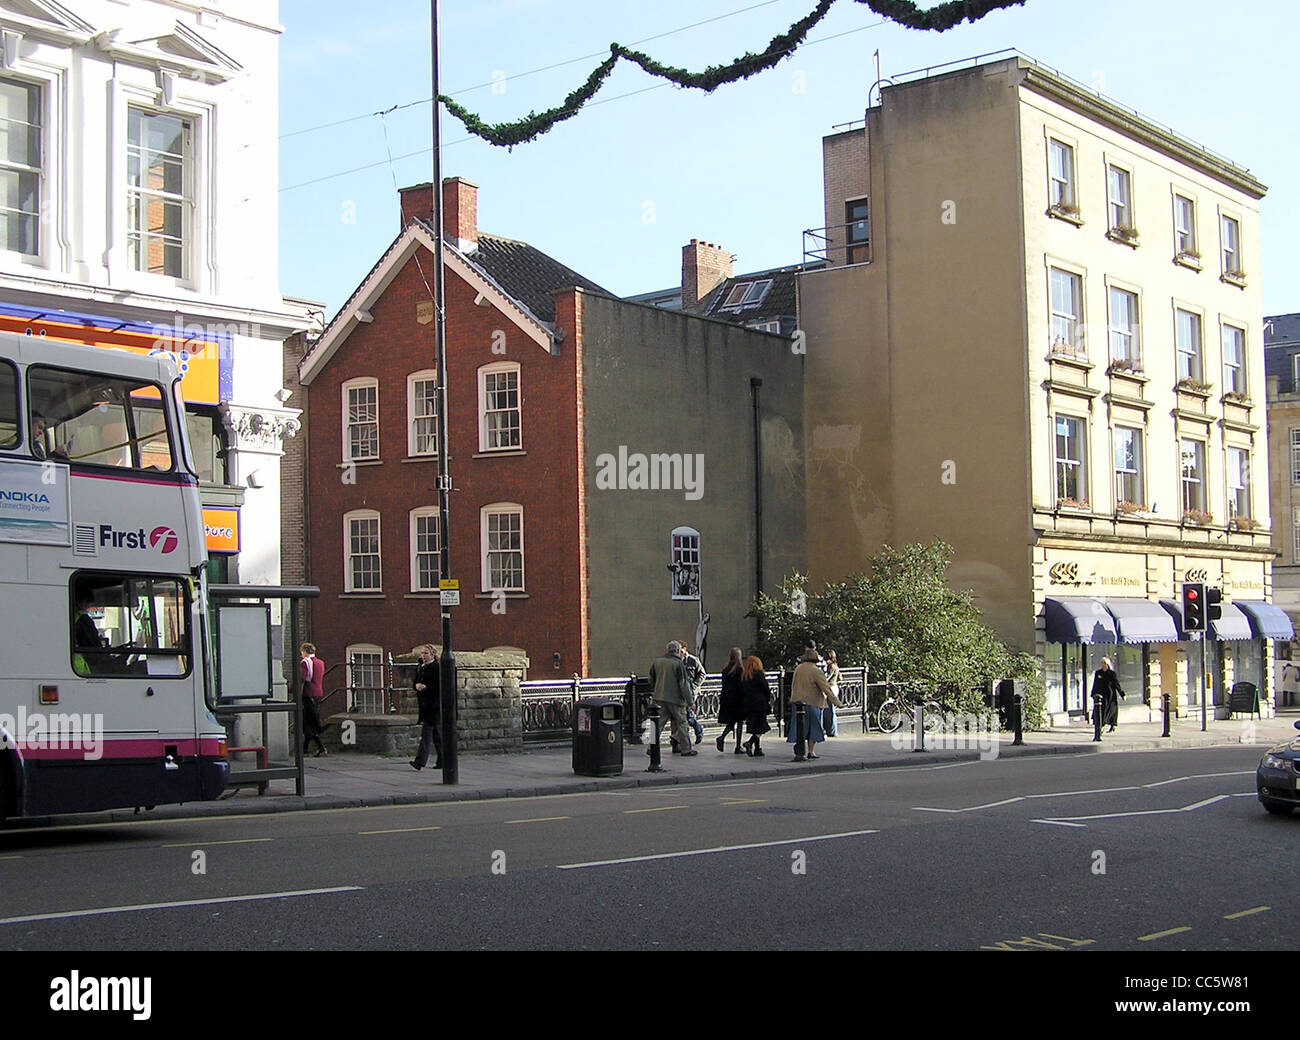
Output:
573 697 623 777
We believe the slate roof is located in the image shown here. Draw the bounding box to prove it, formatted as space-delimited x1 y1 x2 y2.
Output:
629 260 820 337
1265 313 1300 394
1265 313 1300 347
417 222 613 324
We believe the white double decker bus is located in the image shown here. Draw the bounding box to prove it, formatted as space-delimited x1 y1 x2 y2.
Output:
0 332 229 821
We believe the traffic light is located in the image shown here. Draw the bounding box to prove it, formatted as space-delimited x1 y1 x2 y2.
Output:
1206 586 1223 623
1182 582 1205 632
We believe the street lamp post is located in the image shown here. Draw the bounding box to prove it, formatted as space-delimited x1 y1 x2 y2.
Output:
431 0 457 784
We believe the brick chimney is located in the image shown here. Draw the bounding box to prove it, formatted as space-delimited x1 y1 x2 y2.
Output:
398 177 479 252
682 239 734 310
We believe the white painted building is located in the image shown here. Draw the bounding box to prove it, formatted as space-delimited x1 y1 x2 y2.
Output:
0 0 319 605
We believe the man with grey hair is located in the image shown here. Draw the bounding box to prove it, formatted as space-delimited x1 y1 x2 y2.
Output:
650 640 696 756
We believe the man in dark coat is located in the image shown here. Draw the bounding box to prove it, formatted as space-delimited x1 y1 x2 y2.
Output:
1090 656 1125 732
410 644 442 770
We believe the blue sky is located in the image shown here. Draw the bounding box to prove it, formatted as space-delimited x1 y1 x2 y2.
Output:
278 0 1298 319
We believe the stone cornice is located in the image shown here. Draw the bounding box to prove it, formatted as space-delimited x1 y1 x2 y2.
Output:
219 403 301 454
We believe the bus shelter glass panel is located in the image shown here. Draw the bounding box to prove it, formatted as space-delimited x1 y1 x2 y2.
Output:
29 367 173 471
71 572 190 677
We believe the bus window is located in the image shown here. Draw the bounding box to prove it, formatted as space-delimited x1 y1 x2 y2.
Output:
29 366 174 471
0 359 16 449
71 573 190 678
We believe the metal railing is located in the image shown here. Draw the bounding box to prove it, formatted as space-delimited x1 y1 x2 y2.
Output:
803 222 871 267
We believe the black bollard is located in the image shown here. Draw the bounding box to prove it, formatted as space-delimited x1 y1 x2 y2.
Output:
1092 692 1103 742
793 702 806 761
1161 693 1171 738
646 701 665 773
1012 692 1025 746
913 701 927 752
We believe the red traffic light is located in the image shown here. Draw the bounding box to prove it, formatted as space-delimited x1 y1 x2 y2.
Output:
1186 589 1199 600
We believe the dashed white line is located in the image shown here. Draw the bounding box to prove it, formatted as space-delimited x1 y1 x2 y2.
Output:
0 887 364 926
557 830 878 869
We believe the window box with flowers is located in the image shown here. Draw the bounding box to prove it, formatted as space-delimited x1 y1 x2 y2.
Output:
1182 509 1214 527
1174 249 1202 271
1176 377 1213 396
1056 497 1090 511
1229 516 1262 532
1107 225 1140 247
1048 202 1084 226
1116 500 1150 517
1107 358 1145 378
1047 339 1089 365
1221 269 1247 288
1222 390 1252 406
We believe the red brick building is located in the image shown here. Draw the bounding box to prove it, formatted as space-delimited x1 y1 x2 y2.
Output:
295 179 805 701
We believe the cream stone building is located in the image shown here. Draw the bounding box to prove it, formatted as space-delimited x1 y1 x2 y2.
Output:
800 52 1286 723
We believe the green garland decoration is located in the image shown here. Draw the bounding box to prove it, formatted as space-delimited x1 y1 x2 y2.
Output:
439 0 1027 147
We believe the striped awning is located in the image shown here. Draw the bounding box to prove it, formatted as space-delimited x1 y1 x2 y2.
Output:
1234 601 1295 640
1044 597 1118 644
1104 598 1179 644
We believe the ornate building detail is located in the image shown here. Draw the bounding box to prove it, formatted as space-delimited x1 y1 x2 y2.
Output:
219 403 302 455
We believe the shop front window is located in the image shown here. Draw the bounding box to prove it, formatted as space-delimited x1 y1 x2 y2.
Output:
1089 643 1147 702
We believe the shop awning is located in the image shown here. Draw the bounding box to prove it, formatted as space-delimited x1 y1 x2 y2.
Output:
1044 597 1118 644
1234 601 1295 640
1104 598 1179 644
1210 602 1253 641
1159 599 1197 641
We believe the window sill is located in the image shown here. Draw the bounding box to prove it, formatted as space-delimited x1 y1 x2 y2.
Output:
338 459 382 468
404 592 441 599
1106 229 1140 248
1174 253 1202 271
1106 364 1147 381
1047 206 1084 227
401 455 440 464
475 592 528 599
340 592 385 599
472 449 526 459
1221 272 1248 289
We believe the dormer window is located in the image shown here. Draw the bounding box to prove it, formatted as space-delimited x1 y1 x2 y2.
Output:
721 279 773 310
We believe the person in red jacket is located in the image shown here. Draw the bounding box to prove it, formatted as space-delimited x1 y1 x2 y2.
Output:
300 642 327 757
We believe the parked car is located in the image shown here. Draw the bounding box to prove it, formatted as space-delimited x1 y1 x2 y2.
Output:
1256 721 1300 816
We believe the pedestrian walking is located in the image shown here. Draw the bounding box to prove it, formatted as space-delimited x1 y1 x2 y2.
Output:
716 647 746 753
740 655 772 756
300 642 327 757
1090 656 1125 733
823 649 841 738
409 643 442 770
787 643 840 758
650 640 697 756
675 641 706 749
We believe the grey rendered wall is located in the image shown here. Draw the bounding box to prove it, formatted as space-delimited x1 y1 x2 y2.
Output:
579 294 805 677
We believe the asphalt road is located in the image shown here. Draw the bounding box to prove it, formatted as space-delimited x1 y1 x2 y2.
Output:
1 744 1294 952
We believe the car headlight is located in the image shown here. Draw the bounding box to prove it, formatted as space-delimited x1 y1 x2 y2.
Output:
1261 753 1291 771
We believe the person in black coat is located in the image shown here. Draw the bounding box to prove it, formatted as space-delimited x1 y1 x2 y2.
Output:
1090 656 1125 732
715 647 746 753
410 644 442 770
740 655 773 757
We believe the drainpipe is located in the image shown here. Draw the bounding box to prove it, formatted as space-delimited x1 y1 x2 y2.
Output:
750 377 764 614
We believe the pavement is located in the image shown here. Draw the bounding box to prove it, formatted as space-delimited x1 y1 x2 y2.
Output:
40 706 1299 826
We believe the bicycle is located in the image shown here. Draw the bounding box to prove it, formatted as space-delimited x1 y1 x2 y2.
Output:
876 687 945 734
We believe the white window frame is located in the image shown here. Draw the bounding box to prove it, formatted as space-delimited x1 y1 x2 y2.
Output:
481 503 524 592
126 105 194 281
1053 413 1088 507
407 369 439 457
1293 507 1300 562
1226 447 1250 520
1113 426 1143 508
409 507 441 592
1291 429 1300 486
0 75 43 259
1107 286 1140 366
342 377 379 462
1220 212 1242 276
478 362 521 452
671 526 701 601
343 508 382 593
1222 323 1246 395
1047 138 1076 210
345 643 385 715
1173 193 1197 257
1181 439 1206 514
1049 267 1085 356
1175 308 1203 383
1106 163 1133 232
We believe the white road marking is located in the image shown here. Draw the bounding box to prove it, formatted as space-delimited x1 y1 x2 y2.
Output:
0 886 364 926
917 771 1255 814
1032 794 1230 826
557 830 877 869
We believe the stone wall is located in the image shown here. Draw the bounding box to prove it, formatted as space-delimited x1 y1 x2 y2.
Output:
324 650 525 754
